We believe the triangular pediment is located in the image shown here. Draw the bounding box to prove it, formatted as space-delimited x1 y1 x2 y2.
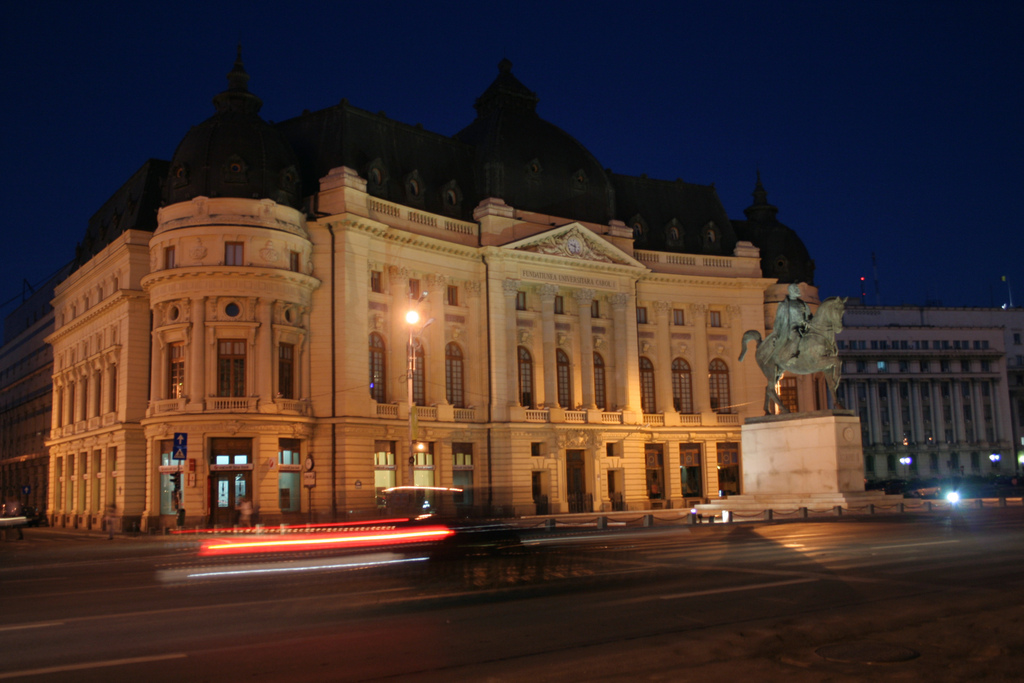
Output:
504 223 643 268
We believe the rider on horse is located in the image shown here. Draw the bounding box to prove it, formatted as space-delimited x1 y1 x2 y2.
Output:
772 283 812 365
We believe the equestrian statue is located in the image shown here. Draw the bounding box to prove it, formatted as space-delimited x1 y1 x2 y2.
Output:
739 283 848 415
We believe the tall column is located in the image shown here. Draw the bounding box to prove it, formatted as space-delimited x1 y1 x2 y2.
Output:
653 301 673 415
574 289 596 409
952 380 966 444
189 297 206 405
689 304 710 414
611 291 640 416
150 329 162 403
539 284 558 408
426 289 447 405
502 280 521 407
257 298 273 399
299 306 311 401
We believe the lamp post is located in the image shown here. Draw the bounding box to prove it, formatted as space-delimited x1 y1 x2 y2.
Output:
405 296 433 485
899 456 912 482
990 453 1000 474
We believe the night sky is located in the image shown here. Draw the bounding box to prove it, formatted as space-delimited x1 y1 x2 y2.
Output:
2 1 1021 321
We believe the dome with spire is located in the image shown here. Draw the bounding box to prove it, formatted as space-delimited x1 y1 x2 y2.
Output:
733 173 815 284
163 48 302 209
455 59 615 225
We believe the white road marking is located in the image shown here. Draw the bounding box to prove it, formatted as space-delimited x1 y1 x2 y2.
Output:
0 653 186 680
867 540 960 550
605 577 819 605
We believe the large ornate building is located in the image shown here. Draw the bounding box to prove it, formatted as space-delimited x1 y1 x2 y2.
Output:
837 304 1024 481
42 54 822 531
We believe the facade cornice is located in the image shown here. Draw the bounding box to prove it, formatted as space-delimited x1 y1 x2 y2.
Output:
45 293 137 346
329 217 483 262
141 266 322 295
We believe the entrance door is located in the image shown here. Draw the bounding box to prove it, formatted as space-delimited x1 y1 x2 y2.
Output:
566 450 590 512
210 472 251 527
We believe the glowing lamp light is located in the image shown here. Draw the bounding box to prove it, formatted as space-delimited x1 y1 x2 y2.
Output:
990 453 1001 463
405 310 420 325
946 491 960 504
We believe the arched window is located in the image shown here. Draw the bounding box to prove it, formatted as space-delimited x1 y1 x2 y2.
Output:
709 358 731 413
639 357 656 414
518 346 534 408
445 343 464 408
593 352 607 411
671 358 693 413
412 339 426 406
556 349 572 408
369 333 387 403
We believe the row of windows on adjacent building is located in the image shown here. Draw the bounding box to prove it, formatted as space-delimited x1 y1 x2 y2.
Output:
846 359 994 374
368 332 735 414
868 451 1002 478
838 339 992 351
837 380 1000 446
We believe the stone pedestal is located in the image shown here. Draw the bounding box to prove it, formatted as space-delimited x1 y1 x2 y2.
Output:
695 410 897 518
741 410 864 494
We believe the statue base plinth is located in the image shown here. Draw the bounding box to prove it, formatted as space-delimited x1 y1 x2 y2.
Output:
696 410 901 518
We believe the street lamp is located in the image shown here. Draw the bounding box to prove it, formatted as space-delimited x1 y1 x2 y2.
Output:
990 453 1001 473
899 456 912 481
405 295 433 485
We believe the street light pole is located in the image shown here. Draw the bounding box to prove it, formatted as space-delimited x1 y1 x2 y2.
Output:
405 294 433 486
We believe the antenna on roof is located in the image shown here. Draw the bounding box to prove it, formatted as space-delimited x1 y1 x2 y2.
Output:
871 252 881 306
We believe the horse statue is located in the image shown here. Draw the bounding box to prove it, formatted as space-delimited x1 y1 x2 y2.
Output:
739 296 847 415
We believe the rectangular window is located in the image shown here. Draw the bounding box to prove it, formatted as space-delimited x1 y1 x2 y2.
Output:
225 242 244 266
164 246 176 269
108 364 117 413
217 340 246 397
452 442 474 507
636 306 648 324
780 377 798 413
409 279 421 300
168 342 185 399
716 443 740 495
709 310 722 327
289 251 300 273
531 442 543 457
278 438 301 512
278 343 295 399
673 308 685 326
412 442 435 487
591 299 600 318
373 440 397 504
679 444 702 497
920 360 929 372
516 291 526 311
370 270 382 293
446 285 459 306
159 439 181 515
1015 333 1022 345
554 295 564 315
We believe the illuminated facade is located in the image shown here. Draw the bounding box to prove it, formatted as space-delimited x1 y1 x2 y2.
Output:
837 304 1024 481
43 55 823 531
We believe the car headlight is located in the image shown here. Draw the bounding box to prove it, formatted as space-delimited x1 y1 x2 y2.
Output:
946 491 960 504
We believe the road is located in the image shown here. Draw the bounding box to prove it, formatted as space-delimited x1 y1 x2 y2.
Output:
2 507 1024 681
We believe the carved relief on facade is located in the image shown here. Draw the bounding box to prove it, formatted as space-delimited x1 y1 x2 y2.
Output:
447 325 463 342
259 240 280 263
425 274 447 289
189 237 208 262
610 292 630 310
524 228 614 263
388 265 409 285
502 279 522 295
594 335 606 350
538 283 558 302
464 281 482 297
518 329 533 346
653 301 672 316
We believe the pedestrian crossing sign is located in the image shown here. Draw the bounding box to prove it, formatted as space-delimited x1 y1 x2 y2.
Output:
173 432 188 460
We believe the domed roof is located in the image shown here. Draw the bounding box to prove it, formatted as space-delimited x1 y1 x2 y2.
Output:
455 59 615 224
163 49 302 210
734 173 815 284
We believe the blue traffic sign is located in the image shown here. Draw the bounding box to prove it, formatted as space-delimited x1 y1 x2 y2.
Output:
173 432 188 460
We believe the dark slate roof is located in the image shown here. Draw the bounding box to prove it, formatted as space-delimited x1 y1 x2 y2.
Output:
278 103 478 220
162 49 302 210
611 174 736 255
74 158 168 268
732 175 815 284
